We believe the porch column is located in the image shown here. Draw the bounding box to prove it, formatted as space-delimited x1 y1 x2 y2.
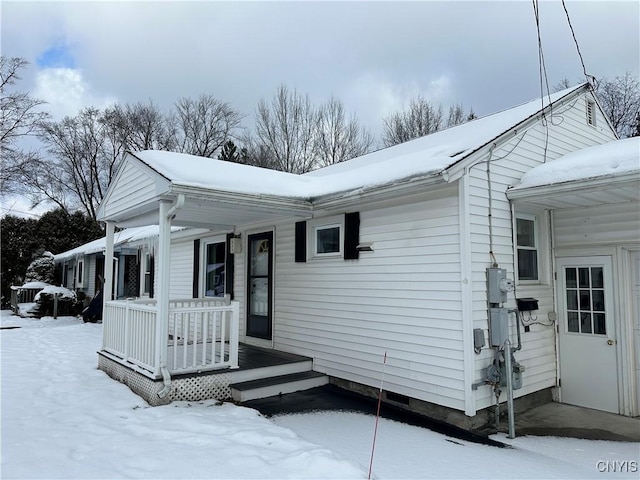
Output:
103 221 115 350
154 200 173 377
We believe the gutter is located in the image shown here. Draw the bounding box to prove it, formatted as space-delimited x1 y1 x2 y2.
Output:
311 171 449 210
507 171 640 202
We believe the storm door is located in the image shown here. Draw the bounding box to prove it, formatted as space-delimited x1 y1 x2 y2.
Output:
246 232 273 340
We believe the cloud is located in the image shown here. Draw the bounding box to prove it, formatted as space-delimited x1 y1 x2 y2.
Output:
33 67 116 119
345 72 455 136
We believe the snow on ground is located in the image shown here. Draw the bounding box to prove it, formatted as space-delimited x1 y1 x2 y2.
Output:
1 310 638 479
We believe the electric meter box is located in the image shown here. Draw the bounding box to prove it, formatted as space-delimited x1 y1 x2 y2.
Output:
489 307 509 347
487 268 512 304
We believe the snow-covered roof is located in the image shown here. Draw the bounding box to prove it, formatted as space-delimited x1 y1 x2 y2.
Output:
54 226 185 261
133 84 587 200
512 137 640 190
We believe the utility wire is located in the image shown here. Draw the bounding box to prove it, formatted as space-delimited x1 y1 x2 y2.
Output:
561 0 592 85
532 0 552 162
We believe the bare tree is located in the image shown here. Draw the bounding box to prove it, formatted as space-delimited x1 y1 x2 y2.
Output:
315 96 373 167
103 101 175 152
28 108 123 219
0 57 49 195
253 85 319 173
172 94 243 158
446 103 466 128
595 72 640 138
381 96 444 147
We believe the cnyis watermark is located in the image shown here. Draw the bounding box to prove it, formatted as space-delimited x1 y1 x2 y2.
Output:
595 460 638 473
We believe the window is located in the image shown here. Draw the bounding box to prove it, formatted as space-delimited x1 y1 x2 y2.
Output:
204 241 226 297
516 215 538 281
314 224 341 256
76 258 85 287
141 252 152 296
586 99 596 127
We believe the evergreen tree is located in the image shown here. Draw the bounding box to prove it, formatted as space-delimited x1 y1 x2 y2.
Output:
24 250 55 284
218 140 240 163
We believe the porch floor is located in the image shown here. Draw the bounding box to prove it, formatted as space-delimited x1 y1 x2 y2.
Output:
235 344 312 371
167 342 312 377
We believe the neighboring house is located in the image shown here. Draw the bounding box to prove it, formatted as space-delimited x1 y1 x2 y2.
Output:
94 83 640 428
55 226 190 301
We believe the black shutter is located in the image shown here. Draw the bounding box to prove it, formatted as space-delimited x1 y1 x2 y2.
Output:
193 239 200 298
295 221 307 262
225 233 235 299
149 256 155 298
344 212 360 260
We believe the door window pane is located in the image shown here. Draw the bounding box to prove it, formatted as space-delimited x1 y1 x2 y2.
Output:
580 312 592 334
566 290 578 310
250 278 268 316
578 268 590 288
591 267 603 288
565 268 577 288
594 313 606 335
592 290 605 311
250 239 270 276
205 242 225 297
579 290 591 310
567 312 579 332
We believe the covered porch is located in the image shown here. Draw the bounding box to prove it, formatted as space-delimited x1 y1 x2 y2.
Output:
96 151 314 405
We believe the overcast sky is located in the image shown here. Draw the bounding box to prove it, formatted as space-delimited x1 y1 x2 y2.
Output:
3 0 638 138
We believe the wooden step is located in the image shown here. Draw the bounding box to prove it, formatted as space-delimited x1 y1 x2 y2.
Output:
231 371 328 402
228 359 313 384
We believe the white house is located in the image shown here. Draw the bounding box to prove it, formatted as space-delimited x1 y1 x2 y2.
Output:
94 83 639 428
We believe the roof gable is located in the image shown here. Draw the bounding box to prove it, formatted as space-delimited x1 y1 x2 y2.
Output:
97 155 171 221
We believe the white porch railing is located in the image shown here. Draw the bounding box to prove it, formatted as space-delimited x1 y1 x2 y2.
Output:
103 297 239 378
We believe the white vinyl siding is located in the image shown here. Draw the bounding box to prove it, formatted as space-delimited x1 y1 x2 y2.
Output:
168 240 194 299
554 203 640 247
101 162 158 218
268 184 466 411
467 91 617 412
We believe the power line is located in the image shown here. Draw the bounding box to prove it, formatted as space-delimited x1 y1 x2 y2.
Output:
0 205 42 218
532 0 552 162
561 0 592 84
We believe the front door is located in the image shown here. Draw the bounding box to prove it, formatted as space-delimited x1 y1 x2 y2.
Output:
246 232 273 340
557 256 619 413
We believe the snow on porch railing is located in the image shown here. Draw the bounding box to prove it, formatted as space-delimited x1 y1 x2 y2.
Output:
102 297 239 377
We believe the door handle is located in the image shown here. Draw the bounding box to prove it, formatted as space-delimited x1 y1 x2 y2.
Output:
607 339 616 346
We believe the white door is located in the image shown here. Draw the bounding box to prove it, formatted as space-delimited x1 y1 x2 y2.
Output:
557 256 619 413
630 252 640 415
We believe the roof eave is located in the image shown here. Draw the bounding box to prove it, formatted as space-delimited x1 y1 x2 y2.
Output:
507 171 640 202
445 83 590 178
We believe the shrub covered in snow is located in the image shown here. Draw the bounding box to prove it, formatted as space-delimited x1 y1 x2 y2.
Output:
24 251 55 284
29 286 79 318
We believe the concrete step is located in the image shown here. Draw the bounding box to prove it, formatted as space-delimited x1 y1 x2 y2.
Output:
228 359 313 384
231 371 328 402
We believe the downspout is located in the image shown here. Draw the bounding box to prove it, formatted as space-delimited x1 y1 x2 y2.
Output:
157 195 185 399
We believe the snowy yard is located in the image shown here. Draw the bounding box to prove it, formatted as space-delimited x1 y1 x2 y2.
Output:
1 310 637 479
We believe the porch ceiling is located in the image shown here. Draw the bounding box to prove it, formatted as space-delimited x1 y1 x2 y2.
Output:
507 173 640 210
115 189 313 229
